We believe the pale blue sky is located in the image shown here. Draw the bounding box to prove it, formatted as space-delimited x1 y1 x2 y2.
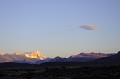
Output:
0 0 120 57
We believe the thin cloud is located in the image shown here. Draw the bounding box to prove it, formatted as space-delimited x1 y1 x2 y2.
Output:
80 25 98 30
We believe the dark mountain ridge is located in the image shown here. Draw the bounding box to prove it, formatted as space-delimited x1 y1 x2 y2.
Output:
50 52 113 62
90 51 120 64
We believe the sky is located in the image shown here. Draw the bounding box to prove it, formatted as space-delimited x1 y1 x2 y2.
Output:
0 0 120 57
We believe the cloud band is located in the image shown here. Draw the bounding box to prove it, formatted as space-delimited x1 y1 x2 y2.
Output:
80 25 97 30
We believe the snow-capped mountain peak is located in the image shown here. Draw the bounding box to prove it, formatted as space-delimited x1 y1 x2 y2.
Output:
25 51 46 60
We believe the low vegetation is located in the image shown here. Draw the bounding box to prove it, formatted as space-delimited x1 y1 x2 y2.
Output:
0 64 120 79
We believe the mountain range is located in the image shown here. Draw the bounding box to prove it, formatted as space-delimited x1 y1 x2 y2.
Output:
39 51 120 67
49 52 113 62
0 51 116 64
0 51 46 64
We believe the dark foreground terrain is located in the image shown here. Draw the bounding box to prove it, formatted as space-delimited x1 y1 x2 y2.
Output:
0 63 120 79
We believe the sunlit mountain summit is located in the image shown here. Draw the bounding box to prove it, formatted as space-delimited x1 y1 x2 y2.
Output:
25 51 46 60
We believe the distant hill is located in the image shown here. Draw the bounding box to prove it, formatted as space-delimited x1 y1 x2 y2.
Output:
90 51 120 64
50 52 113 62
70 52 112 58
